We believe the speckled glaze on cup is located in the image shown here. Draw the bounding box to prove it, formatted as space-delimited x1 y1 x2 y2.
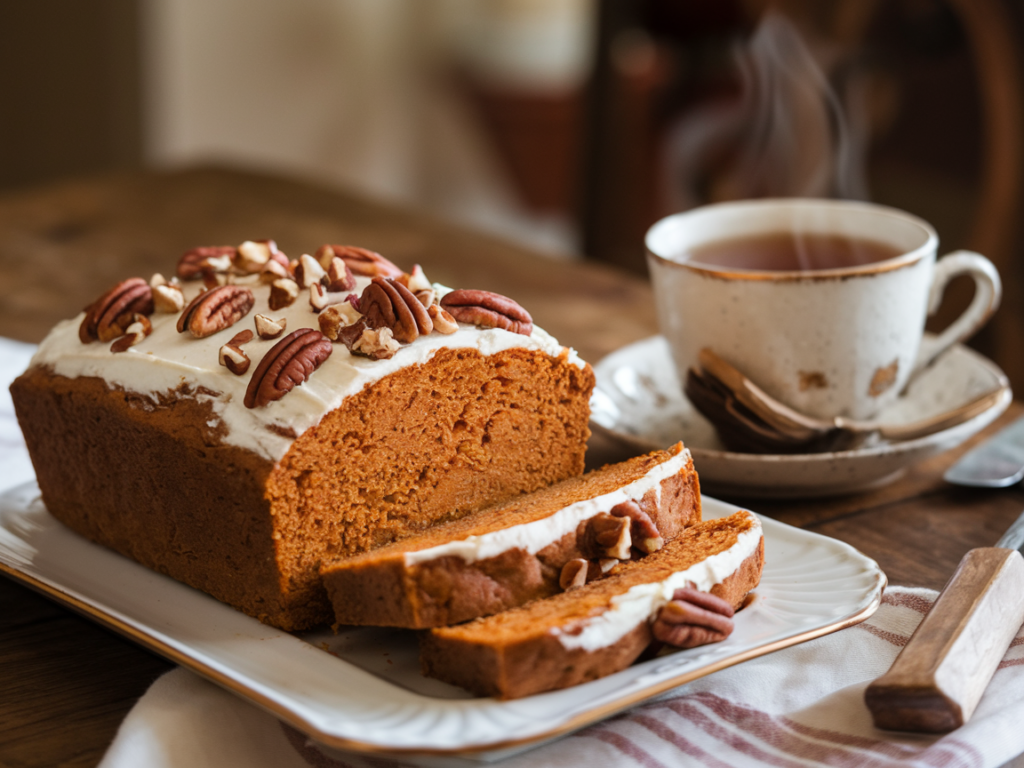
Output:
646 199 1001 420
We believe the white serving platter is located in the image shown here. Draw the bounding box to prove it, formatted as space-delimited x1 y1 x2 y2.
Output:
0 482 884 761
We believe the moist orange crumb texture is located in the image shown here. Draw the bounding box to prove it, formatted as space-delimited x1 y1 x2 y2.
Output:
333 446 691 561
267 346 594 624
319 445 700 629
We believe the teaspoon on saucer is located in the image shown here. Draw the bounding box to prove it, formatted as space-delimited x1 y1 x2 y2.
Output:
685 348 1008 454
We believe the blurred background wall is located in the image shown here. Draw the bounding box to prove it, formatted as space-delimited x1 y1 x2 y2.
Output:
2 0 1023 380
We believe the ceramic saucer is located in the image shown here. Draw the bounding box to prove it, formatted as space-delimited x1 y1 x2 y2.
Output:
590 336 1011 498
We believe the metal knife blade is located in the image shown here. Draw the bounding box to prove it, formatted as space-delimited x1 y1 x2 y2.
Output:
996 509 1024 553
944 415 1024 487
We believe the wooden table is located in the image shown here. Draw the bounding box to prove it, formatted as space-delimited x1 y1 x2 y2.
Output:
2 167 1023 767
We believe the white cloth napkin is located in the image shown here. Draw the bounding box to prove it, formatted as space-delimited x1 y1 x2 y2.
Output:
3 339 1024 768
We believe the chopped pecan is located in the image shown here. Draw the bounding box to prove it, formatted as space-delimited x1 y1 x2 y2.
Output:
597 515 631 559
295 253 327 288
234 240 279 274
579 513 631 560
397 264 431 292
244 328 333 408
178 246 236 280
317 303 360 340
309 283 328 312
337 318 400 359
254 314 286 340
110 314 152 353
427 303 458 334
652 588 735 649
79 278 154 343
440 289 532 335
228 329 254 346
260 259 290 283
326 257 356 292
415 288 436 308
610 500 664 554
559 559 590 590
269 278 299 310
360 277 433 343
152 283 185 313
319 244 403 278
269 248 290 269
202 270 230 289
219 343 250 375
177 285 254 338
313 244 337 269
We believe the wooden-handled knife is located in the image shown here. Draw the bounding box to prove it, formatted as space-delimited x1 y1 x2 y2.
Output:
864 511 1024 732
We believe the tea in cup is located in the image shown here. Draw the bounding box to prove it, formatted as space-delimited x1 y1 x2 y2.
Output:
645 199 1001 421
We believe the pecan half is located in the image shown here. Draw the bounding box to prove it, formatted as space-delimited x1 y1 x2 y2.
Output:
652 588 735 649
254 314 286 340
440 289 532 335
360 277 432 343
177 246 236 280
110 314 152 353
319 245 402 278
610 500 664 554
244 328 333 408
79 278 154 343
177 285 254 338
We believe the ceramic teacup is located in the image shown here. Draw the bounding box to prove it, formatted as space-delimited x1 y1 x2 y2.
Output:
646 198 1001 421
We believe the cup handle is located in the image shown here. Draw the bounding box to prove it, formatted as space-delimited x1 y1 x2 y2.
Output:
913 250 1001 374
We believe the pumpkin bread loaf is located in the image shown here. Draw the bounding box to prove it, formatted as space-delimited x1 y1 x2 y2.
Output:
10 242 594 630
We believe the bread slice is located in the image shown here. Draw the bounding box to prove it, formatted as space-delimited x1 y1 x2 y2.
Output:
321 444 701 629
419 510 763 699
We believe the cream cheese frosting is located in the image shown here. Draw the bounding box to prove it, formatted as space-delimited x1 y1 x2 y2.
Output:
403 445 690 567
551 512 762 651
30 274 584 462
